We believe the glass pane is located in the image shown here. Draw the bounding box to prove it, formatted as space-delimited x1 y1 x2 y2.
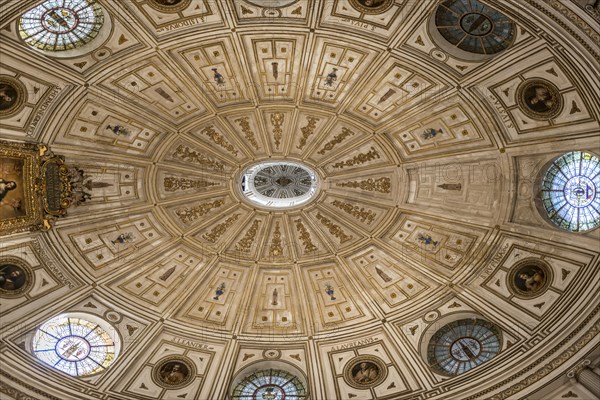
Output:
32 315 117 376
19 0 104 52
541 151 600 232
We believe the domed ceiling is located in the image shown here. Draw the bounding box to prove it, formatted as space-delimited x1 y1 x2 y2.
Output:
0 0 599 399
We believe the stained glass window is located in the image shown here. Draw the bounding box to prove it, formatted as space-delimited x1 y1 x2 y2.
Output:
435 0 515 55
19 0 104 52
32 315 118 376
541 151 600 232
427 318 501 376
231 369 307 400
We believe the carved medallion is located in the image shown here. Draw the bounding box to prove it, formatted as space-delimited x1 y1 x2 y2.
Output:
262 349 282 359
0 76 26 117
517 79 563 120
147 0 192 13
152 356 196 389
348 0 394 14
507 258 552 298
0 257 33 298
343 355 388 389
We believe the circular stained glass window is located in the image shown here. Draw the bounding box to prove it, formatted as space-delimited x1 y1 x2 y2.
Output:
427 318 501 376
32 314 119 376
240 161 319 209
231 369 307 400
435 0 515 55
541 151 600 232
19 0 104 52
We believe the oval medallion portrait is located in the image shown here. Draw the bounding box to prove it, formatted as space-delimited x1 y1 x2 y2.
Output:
147 0 192 13
152 356 196 389
0 77 26 117
0 257 33 297
508 259 552 298
343 355 388 389
348 0 394 14
517 79 563 120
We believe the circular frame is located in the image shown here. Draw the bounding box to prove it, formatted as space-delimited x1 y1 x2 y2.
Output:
262 349 282 360
459 12 493 36
146 0 192 13
31 313 121 377
0 256 34 298
40 7 80 34
152 355 197 390
430 0 516 60
238 160 320 210
535 151 600 233
342 355 388 389
517 79 563 120
17 2 112 59
55 336 91 361
348 0 394 14
0 76 27 118
426 318 502 377
507 258 553 298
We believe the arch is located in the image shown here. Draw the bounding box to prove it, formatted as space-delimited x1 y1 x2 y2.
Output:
229 360 309 399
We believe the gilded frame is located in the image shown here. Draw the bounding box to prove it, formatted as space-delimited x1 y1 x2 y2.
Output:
0 141 46 235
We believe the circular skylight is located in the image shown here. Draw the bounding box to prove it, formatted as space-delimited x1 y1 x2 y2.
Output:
231 369 307 400
32 314 119 376
541 151 600 232
435 0 515 55
19 0 104 52
427 318 501 376
240 161 319 209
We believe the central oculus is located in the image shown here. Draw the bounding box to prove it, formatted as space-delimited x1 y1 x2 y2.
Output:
240 161 319 209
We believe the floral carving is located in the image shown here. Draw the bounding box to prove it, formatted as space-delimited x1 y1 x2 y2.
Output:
236 219 260 252
175 200 224 224
332 147 380 169
164 177 218 192
317 127 354 155
316 213 353 243
234 117 259 149
297 116 320 150
336 177 391 193
202 214 239 242
200 126 238 156
331 200 376 223
294 219 318 252
271 113 284 149
172 145 224 171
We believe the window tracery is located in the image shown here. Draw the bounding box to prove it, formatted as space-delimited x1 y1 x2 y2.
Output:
231 369 307 400
541 151 600 232
19 0 104 52
427 318 501 376
32 314 119 376
434 0 515 55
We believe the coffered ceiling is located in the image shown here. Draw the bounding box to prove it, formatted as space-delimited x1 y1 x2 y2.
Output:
0 1 599 399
